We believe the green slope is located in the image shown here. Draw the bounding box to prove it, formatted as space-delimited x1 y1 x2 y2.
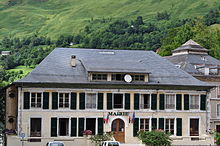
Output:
0 0 220 38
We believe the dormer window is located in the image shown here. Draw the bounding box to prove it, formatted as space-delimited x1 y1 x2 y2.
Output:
112 74 125 81
91 73 107 81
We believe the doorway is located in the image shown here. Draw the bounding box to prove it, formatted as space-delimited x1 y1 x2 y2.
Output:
111 119 125 143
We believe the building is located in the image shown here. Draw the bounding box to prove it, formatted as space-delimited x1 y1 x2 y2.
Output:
4 48 214 146
166 40 220 134
1 51 11 56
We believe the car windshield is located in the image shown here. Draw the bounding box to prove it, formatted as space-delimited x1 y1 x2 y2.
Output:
108 142 119 146
50 144 64 146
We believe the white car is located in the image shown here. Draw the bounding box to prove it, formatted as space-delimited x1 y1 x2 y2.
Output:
46 141 64 146
101 141 120 146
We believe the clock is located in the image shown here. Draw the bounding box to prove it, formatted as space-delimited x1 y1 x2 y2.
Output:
124 74 132 83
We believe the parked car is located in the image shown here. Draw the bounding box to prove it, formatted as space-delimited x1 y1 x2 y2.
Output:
46 141 64 146
101 141 120 146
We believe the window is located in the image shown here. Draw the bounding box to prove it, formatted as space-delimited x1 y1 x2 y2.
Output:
190 119 199 136
59 118 69 136
140 94 150 109
165 119 174 135
113 94 123 108
217 104 220 117
132 75 145 81
59 93 69 108
86 93 96 109
140 119 149 131
30 118 41 137
190 95 199 109
112 74 125 81
165 94 175 109
31 93 42 108
86 118 96 135
92 74 107 81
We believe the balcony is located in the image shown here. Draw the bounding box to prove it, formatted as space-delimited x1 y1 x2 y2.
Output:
140 104 150 109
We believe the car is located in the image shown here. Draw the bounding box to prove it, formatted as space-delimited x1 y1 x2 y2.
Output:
46 141 64 146
101 141 120 146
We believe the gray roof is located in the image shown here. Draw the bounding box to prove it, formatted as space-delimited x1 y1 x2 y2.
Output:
16 48 210 87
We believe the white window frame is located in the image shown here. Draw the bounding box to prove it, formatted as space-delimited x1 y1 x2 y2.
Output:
217 104 220 118
165 94 175 110
58 92 70 109
140 94 151 110
112 93 125 109
188 116 201 136
29 116 42 137
140 118 150 131
165 118 175 135
189 94 200 110
30 92 42 108
85 93 97 110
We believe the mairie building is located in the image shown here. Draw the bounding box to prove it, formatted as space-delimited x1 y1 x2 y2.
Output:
4 48 215 146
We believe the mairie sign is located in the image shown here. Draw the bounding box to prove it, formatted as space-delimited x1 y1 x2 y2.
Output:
108 112 129 116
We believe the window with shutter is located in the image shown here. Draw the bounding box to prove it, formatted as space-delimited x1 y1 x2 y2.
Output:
176 118 182 136
134 93 139 110
125 93 130 110
133 118 139 137
200 95 206 111
140 94 150 109
71 118 77 137
98 93 103 110
71 93 77 110
59 93 69 108
159 118 164 130
107 93 112 110
151 118 157 130
23 92 30 109
43 92 49 109
78 118 84 136
31 93 42 108
176 94 182 110
86 93 96 109
51 117 57 137
165 119 174 135
86 118 96 135
98 118 104 134
52 92 58 110
165 94 175 109
151 94 157 110
159 94 165 110
184 94 189 110
190 95 199 109
79 93 85 110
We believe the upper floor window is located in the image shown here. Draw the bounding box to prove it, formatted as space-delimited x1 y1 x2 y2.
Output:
113 94 123 108
31 93 42 108
190 95 199 109
140 94 150 109
165 94 175 109
217 104 220 117
92 74 107 81
86 93 96 109
132 75 145 81
112 74 125 81
59 93 69 108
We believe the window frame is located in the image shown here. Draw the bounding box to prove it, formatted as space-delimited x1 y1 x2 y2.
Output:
140 118 150 131
188 117 200 136
217 104 220 118
112 93 125 109
189 94 200 110
91 73 108 81
30 92 42 108
85 93 97 110
58 93 70 109
140 94 151 110
58 118 70 137
165 118 175 135
29 117 42 137
165 94 176 110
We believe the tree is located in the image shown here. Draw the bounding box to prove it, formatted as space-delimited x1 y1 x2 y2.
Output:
90 133 113 146
138 130 172 146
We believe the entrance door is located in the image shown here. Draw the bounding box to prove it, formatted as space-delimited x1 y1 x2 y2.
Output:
111 119 125 143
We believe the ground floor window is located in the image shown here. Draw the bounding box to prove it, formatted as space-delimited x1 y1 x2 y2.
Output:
86 118 96 135
165 119 174 134
140 119 149 131
59 118 69 136
217 125 220 133
190 119 199 136
30 118 41 137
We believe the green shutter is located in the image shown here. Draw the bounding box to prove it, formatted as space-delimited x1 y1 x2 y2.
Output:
79 93 85 110
71 118 77 137
78 118 85 136
184 94 189 110
200 95 206 111
159 94 165 110
151 94 157 110
98 118 104 134
133 118 139 137
151 118 157 130
176 94 182 110
23 92 30 109
125 93 130 110
159 118 164 130
52 92 58 109
176 118 182 136
98 93 103 110
51 117 57 137
71 93 77 110
43 92 49 109
134 93 139 110
107 93 112 110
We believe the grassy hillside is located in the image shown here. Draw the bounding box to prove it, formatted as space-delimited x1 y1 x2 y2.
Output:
0 0 220 38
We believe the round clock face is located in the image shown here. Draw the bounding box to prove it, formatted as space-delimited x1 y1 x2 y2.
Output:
124 74 132 83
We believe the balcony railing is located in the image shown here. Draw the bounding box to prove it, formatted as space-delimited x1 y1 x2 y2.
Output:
31 103 41 108
140 104 150 109
113 104 123 108
190 104 199 109
30 131 41 137
165 104 175 109
86 103 96 109
190 131 199 136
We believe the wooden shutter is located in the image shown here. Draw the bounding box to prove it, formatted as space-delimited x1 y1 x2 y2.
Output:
159 94 165 110
184 94 189 110
151 118 157 130
133 118 139 137
98 93 103 110
71 118 77 137
159 118 164 130
23 92 30 109
176 118 182 136
70 93 77 109
43 92 49 109
176 94 182 110
151 94 157 110
125 93 130 110
78 118 84 136
107 93 112 110
98 118 104 134
200 95 206 111
51 117 57 137
52 92 58 109
134 93 139 110
79 93 85 110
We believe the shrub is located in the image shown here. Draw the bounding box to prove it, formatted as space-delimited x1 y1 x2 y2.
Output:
90 132 113 145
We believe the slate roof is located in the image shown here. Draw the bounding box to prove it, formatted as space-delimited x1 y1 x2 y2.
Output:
16 48 210 87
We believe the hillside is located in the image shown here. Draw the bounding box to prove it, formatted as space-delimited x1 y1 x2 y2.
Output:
0 0 220 38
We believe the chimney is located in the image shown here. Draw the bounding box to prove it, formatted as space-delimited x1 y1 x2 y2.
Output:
71 55 76 67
